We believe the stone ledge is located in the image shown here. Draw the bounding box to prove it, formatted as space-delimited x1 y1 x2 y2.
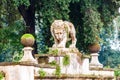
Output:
90 67 114 71
34 74 114 79
35 48 82 58
34 54 66 58
49 48 80 53
0 62 55 69
82 54 90 58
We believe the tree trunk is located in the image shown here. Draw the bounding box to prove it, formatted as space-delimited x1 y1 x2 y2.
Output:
18 0 37 54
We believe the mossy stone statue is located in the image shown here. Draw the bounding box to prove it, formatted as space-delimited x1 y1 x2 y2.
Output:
21 34 35 47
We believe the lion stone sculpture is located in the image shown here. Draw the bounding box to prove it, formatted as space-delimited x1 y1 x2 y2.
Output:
50 20 77 48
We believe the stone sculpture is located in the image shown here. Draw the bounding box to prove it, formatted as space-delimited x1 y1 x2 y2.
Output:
50 20 77 48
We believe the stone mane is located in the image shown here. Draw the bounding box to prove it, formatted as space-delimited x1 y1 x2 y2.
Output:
50 20 77 48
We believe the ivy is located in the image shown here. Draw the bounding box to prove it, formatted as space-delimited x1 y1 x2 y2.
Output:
55 65 61 77
49 60 57 66
114 69 120 79
49 49 59 55
63 55 70 66
39 69 46 78
0 71 5 80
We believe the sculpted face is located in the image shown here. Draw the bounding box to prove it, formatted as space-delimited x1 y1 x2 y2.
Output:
54 29 64 41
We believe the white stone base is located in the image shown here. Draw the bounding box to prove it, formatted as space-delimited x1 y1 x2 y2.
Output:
89 69 114 77
90 53 103 68
20 47 37 63
49 48 89 74
60 53 82 74
0 65 34 80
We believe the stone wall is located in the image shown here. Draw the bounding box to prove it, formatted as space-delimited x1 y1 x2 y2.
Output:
0 62 35 80
0 47 114 80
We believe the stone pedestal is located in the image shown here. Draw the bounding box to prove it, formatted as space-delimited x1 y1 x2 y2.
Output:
60 53 82 74
48 48 83 74
20 47 37 63
90 53 103 68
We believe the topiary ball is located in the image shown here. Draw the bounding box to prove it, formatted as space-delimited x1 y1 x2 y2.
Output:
21 34 35 47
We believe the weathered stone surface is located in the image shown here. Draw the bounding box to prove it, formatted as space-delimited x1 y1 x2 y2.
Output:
20 47 37 63
0 19 114 80
90 53 103 68
50 20 77 48
0 65 34 80
34 74 114 80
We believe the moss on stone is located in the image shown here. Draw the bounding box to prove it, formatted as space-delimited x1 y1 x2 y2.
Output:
21 34 35 47
21 34 35 40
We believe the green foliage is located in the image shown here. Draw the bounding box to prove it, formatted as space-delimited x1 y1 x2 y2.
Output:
114 16 120 40
13 0 30 7
36 0 72 53
35 0 119 54
39 0 70 22
12 51 23 62
69 0 119 54
98 16 120 68
99 48 120 68
0 0 21 26
49 60 57 66
39 69 46 78
0 0 120 68
0 71 4 80
114 69 120 77
21 34 35 40
114 68 120 79
83 8 103 43
55 65 61 77
79 0 104 53
71 0 80 3
0 20 25 62
0 0 25 61
63 55 70 66
49 49 59 55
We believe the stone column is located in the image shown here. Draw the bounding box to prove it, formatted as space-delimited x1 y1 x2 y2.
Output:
20 47 37 63
90 53 103 68
82 57 90 74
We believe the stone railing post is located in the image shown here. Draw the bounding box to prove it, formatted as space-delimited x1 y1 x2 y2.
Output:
20 47 37 63
90 53 103 68
82 56 90 74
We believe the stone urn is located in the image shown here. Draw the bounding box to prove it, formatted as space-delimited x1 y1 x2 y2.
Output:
21 34 35 47
88 43 103 68
88 43 100 53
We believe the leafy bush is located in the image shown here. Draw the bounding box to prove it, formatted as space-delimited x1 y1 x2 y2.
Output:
55 65 61 77
49 49 59 55
49 60 57 66
114 69 120 77
39 69 46 78
63 55 70 66
0 71 5 80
